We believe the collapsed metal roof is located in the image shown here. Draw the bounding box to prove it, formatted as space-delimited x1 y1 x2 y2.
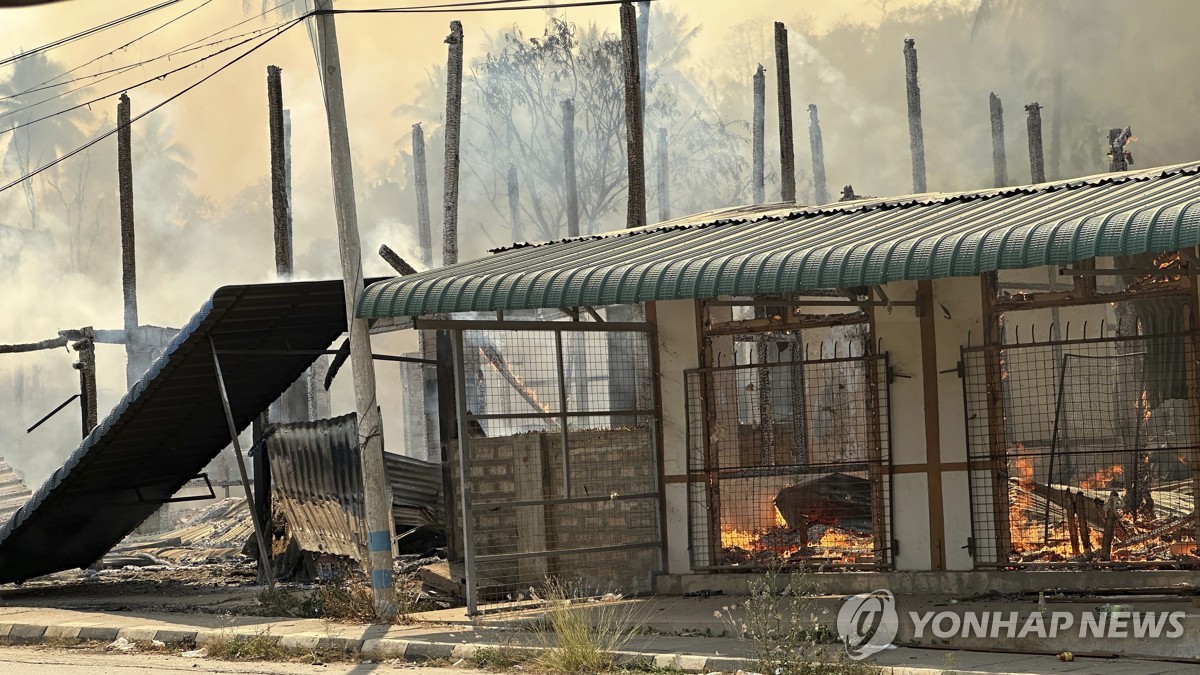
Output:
0 280 352 583
358 162 1200 317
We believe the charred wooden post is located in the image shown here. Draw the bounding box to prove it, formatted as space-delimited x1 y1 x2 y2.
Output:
67 328 97 438
563 99 580 237
442 21 465 265
1076 490 1092 553
1108 127 1133 172
636 0 650 120
989 92 1007 187
379 244 418 276
251 411 271 583
1049 74 1062 180
268 66 292 276
902 39 927 193
1025 102 1045 184
656 128 669 221
412 123 433 268
775 23 796 203
620 2 647 229
117 94 139 386
752 64 766 204
807 104 829 204
1099 489 1120 559
506 165 522 242
1066 489 1080 555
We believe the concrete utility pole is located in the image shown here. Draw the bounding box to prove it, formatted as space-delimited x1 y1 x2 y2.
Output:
620 2 646 229
775 22 796 203
903 38 927 193
752 64 765 204
656 128 669 221
412 123 433 269
1025 102 1045 184
442 21 464 265
312 0 396 617
989 93 1007 188
117 94 139 386
563 99 580 237
507 165 522 242
807 104 828 205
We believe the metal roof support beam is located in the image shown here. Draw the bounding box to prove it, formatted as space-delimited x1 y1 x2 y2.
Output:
449 329 478 616
1058 268 1198 276
584 306 605 322
414 318 651 333
208 337 275 592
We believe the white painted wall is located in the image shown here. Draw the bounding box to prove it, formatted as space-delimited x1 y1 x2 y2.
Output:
653 300 700 574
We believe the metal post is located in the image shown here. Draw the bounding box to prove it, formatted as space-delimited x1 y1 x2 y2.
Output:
450 329 478 615
554 330 570 499
208 337 275 592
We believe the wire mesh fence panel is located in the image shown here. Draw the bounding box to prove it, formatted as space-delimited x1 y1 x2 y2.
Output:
685 351 892 571
963 329 1200 567
453 317 661 605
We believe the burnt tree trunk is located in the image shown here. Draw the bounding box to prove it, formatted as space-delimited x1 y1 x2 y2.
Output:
268 66 292 276
989 92 1007 187
1026 102 1045 184
775 23 796 203
563 99 580 237
902 39 926 193
752 64 766 205
807 104 828 205
507 165 522 242
620 2 646 229
412 123 433 268
117 94 140 386
442 21 464 265
70 328 97 438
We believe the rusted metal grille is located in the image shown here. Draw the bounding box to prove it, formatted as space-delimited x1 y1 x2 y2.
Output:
963 330 1200 567
685 348 892 571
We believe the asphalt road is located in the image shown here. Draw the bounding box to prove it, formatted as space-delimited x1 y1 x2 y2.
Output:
0 646 487 674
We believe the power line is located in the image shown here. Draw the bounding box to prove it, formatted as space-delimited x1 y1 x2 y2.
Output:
0 0 186 69
0 17 304 195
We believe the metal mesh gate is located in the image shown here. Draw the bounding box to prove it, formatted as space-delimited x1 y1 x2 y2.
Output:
448 319 661 612
963 331 1200 567
685 350 892 570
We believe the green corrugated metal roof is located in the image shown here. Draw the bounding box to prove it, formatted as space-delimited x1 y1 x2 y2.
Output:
359 162 1200 318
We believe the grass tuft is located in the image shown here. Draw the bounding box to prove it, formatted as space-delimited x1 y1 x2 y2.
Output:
531 579 647 674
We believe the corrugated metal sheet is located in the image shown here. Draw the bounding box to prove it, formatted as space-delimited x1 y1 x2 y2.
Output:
358 162 1200 317
267 414 442 562
267 414 367 561
0 280 355 583
0 458 31 527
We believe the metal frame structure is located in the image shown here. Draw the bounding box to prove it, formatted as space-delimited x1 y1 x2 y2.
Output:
439 316 662 615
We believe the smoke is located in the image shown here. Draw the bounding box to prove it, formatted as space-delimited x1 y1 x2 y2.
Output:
4 0 1200 488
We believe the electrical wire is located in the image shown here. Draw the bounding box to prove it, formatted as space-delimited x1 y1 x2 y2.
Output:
0 17 304 195
0 0 185 69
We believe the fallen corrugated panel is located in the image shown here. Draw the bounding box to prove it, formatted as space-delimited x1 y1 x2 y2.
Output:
267 414 443 563
106 498 253 565
0 458 31 527
358 161 1200 316
0 280 355 583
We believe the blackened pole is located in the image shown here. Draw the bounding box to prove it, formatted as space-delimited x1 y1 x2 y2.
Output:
1026 102 1045 184
118 94 138 386
563 99 579 237
412 123 433 269
268 66 292 277
775 23 796 202
507 165 522 241
209 338 275 592
903 38 927 193
807 104 828 204
71 328 97 438
752 64 765 204
312 0 395 616
989 93 1007 187
443 21 464 265
620 2 646 229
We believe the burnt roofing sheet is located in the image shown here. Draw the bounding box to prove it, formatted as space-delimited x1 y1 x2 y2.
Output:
0 280 353 583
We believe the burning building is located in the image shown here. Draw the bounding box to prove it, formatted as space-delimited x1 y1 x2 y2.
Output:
356 162 1200 613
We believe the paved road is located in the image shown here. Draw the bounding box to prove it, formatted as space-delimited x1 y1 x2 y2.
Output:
0 646 487 674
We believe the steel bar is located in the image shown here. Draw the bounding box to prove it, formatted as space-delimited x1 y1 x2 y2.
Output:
208 337 275 592
25 394 81 433
450 329 478 616
214 348 435 364
703 299 917 308
1058 268 1197 276
475 541 660 564
474 491 660 510
466 409 655 421
554 330 571 499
